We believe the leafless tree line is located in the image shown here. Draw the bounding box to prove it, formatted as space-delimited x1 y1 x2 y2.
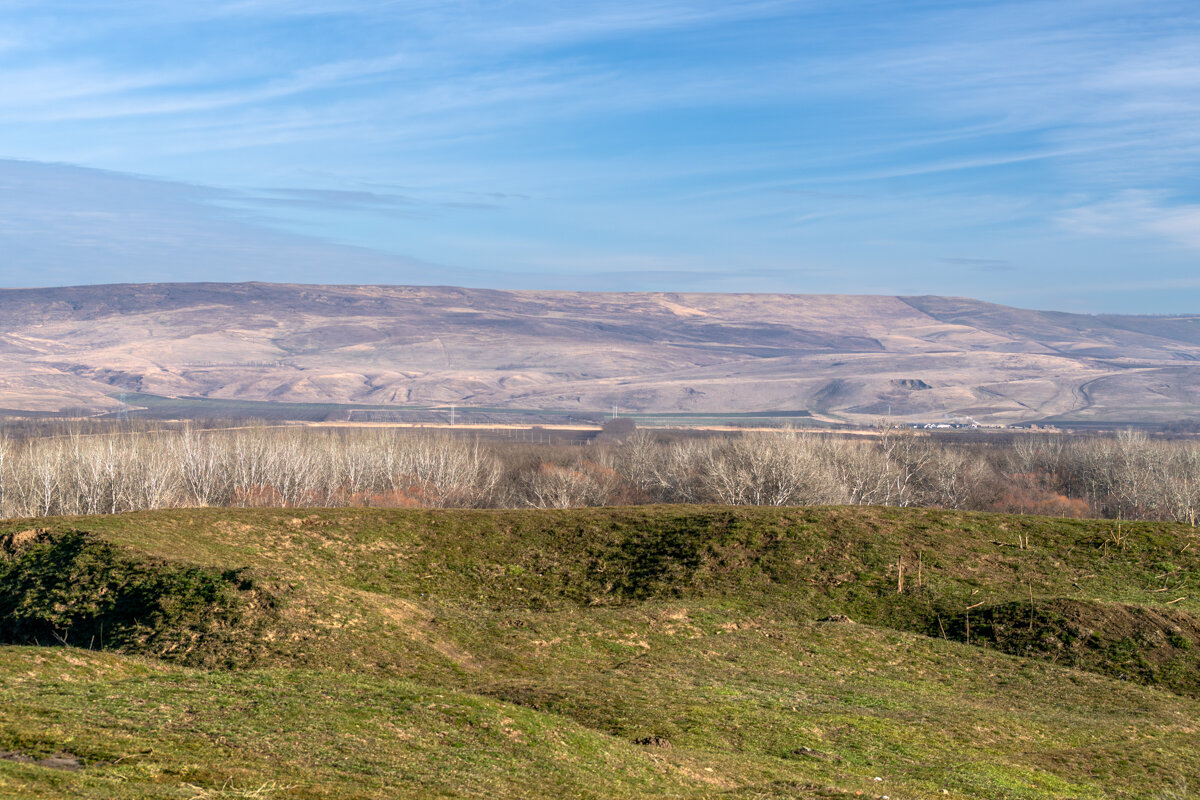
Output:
620 427 987 509
0 426 499 518
1003 429 1200 524
0 424 1198 522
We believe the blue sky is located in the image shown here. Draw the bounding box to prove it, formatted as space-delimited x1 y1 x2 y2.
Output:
0 1 1198 311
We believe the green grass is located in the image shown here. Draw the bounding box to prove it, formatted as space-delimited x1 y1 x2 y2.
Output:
110 391 814 425
109 392 436 421
1 506 1198 798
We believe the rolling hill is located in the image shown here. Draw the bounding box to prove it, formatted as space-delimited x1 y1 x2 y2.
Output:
3 282 1200 424
0 505 1197 798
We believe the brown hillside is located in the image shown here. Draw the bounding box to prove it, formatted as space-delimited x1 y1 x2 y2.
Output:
1 282 1199 423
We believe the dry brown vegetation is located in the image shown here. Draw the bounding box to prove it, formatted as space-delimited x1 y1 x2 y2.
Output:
2 422 1200 523
7 282 1200 424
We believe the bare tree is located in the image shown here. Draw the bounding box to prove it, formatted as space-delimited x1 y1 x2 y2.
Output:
2 420 1200 523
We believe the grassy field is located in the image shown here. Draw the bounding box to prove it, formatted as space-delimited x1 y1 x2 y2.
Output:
1 506 1198 799
105 392 438 422
103 392 819 428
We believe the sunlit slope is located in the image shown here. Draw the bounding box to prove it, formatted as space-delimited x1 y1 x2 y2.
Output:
5 282 1200 422
1 506 1198 799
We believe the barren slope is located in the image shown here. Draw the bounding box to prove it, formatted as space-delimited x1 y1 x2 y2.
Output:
2 282 1200 423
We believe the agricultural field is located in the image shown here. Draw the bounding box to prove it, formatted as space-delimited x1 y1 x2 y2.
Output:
0 505 1197 798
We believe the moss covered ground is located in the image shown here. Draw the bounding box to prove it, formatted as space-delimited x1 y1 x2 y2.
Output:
0 506 1197 799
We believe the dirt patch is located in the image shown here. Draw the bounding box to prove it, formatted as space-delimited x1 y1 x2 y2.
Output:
938 598 1200 697
0 529 51 553
0 750 83 771
355 591 479 670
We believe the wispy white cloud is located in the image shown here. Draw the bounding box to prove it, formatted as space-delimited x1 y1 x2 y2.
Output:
0 158 451 286
942 257 1016 272
435 0 802 52
0 50 419 123
2 1 1200 310
0 62 209 107
1059 191 1200 250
